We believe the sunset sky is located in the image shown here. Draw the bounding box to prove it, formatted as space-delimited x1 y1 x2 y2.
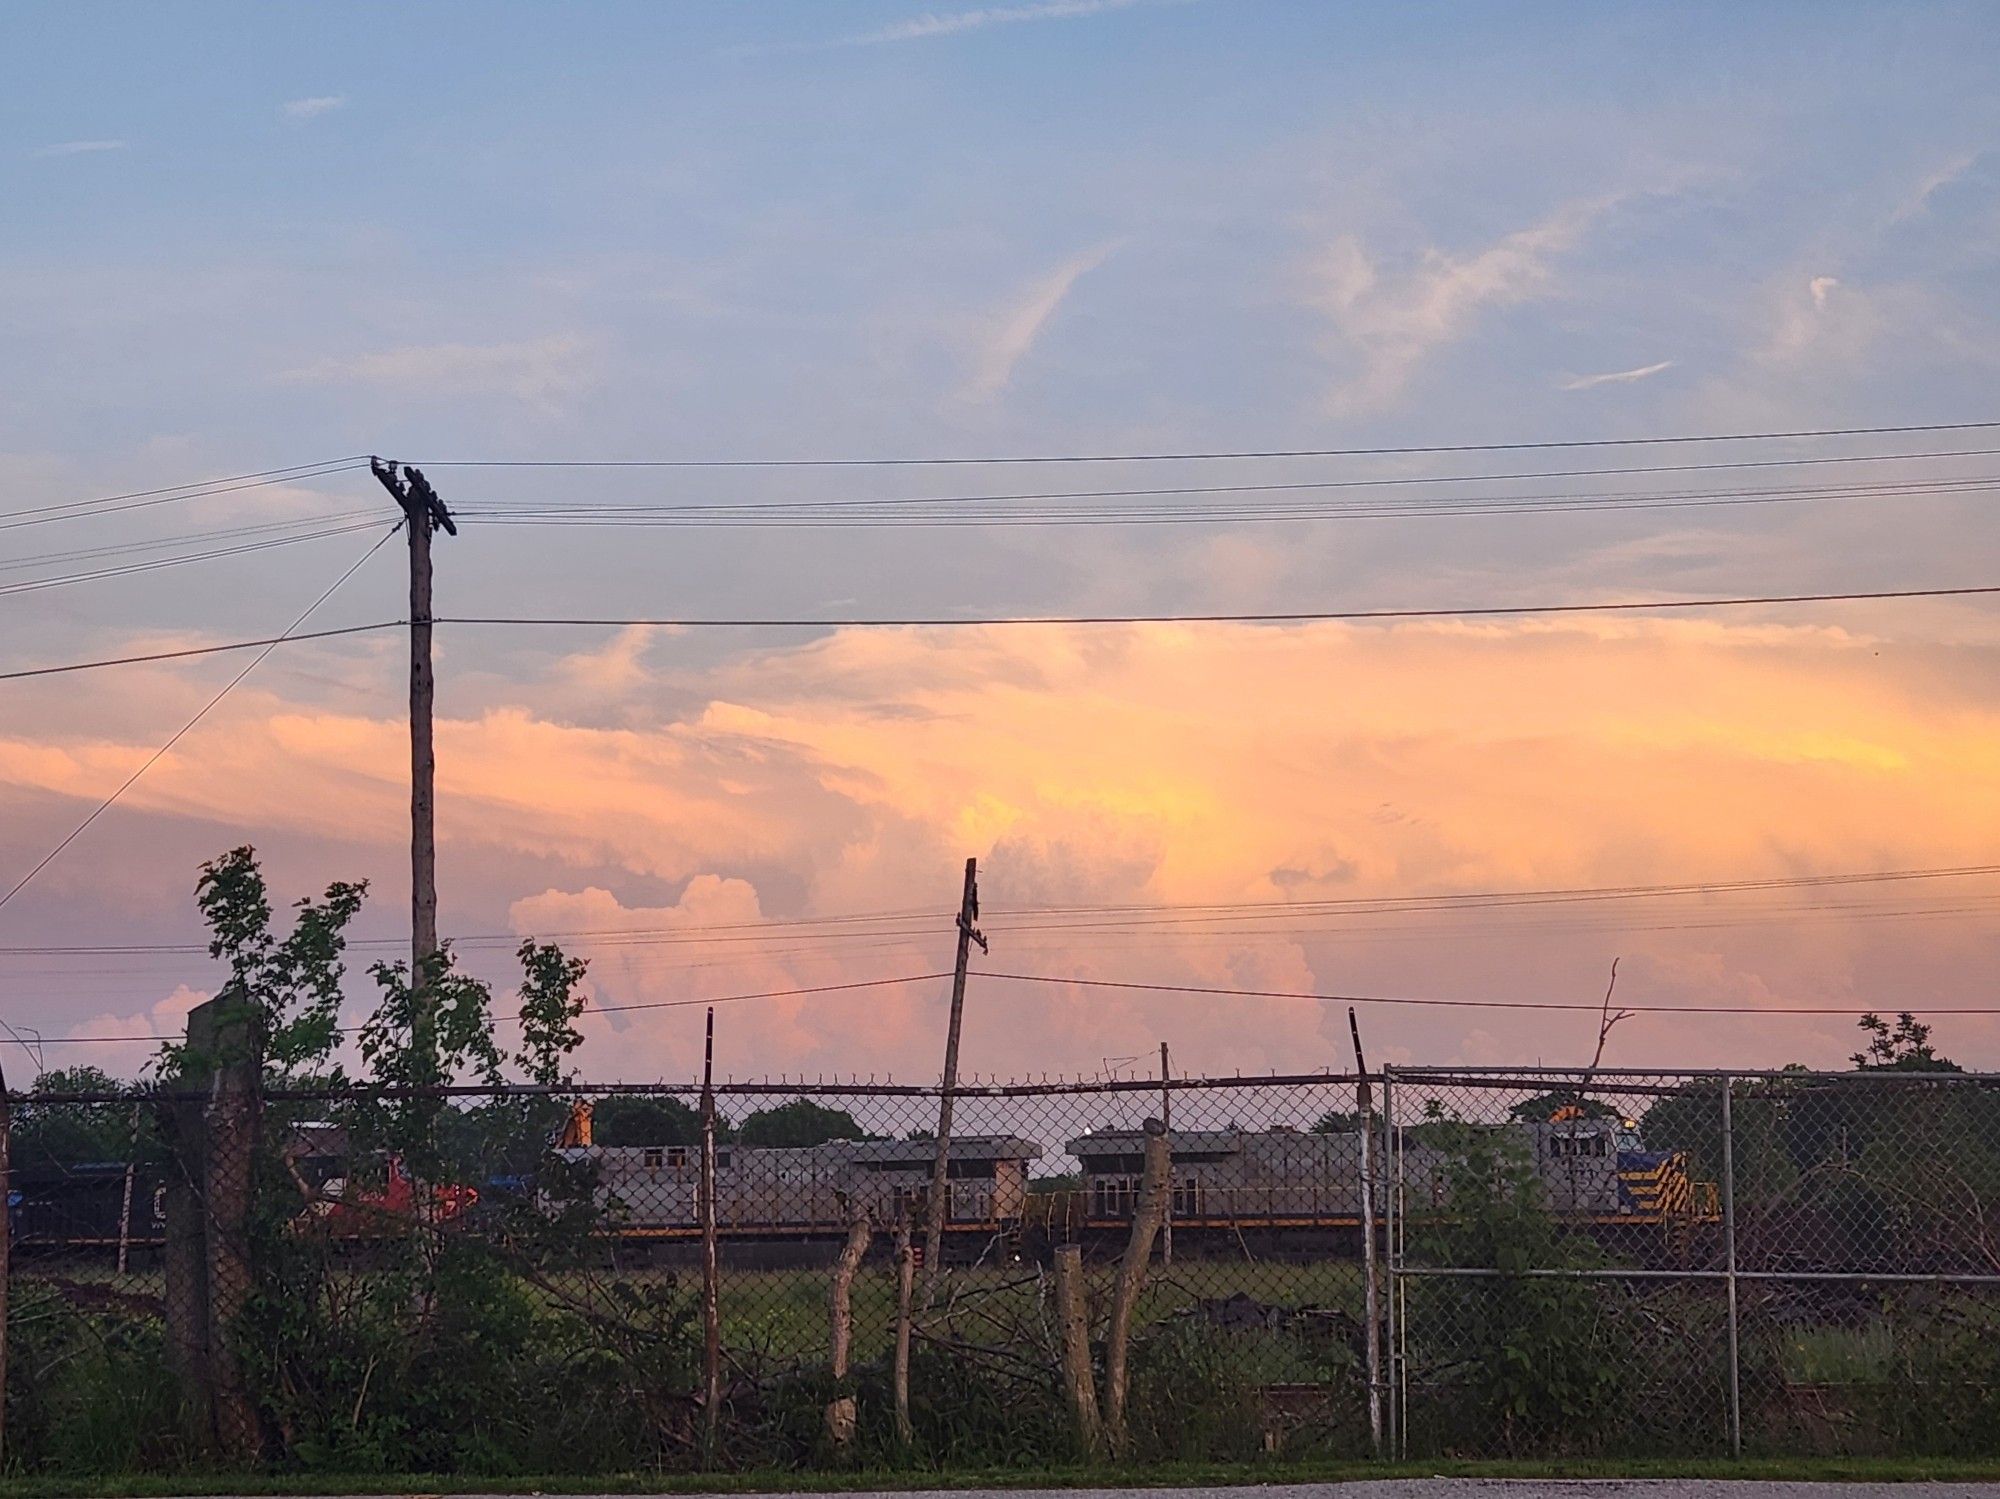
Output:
4 1 1999 1083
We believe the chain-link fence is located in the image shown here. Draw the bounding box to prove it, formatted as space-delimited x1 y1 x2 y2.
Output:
5 1066 1999 1473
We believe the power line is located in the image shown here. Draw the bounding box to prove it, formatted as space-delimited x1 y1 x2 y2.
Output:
975 970 2000 1017
456 461 2000 524
32 958 2000 1044
14 971 955 1045
985 863 2000 921
437 584 2000 628
9 580 1996 683
0 511 383 574
413 418 2000 469
0 459 370 531
0 520 389 598
10 860 1988 957
0 622 403 683
0 525 402 915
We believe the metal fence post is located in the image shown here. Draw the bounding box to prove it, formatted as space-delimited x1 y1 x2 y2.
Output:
1380 1064 1400 1458
1721 1073 1742 1457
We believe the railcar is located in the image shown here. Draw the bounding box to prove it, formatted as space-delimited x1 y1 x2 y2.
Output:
1041 1114 1716 1252
550 1133 1044 1250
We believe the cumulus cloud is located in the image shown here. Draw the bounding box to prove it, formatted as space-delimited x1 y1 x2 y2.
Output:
963 244 1116 400
1561 360 1673 392
283 95 347 120
1309 197 1609 415
8 613 1999 1075
280 333 596 407
28 140 126 158
65 979 209 1047
1809 275 1840 311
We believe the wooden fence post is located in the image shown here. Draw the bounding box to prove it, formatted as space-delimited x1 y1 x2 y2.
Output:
892 1216 915 1448
1052 1243 1102 1458
825 1203 872 1449
164 1009 219 1447
198 993 261 1461
1102 1117 1170 1454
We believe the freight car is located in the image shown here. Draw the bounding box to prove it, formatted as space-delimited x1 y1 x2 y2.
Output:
7 1160 167 1257
1042 1113 1714 1253
551 1133 1043 1249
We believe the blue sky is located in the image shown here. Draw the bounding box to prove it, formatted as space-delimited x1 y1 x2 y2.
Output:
3 2 1998 1079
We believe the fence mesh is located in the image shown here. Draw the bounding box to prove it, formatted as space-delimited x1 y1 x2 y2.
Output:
6 1067 2000 1472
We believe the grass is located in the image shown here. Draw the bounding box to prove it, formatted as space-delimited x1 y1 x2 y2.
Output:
8 1455 2000 1496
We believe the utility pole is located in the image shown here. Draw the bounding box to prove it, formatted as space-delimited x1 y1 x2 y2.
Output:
369 458 456 1067
922 856 985 1297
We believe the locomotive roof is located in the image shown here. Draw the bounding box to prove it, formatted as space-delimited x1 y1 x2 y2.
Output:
1067 1127 1251 1154
574 1133 1041 1164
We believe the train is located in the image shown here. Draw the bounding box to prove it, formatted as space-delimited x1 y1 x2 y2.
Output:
546 1107 1716 1260
9 1108 1716 1263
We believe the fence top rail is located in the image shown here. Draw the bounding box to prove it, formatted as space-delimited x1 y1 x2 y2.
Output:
1386 1065 2000 1083
12 1069 1375 1107
15 1065 2000 1109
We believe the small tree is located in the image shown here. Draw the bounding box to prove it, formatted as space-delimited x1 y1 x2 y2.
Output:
1853 1011 1959 1071
595 1095 708 1147
736 1099 874 1147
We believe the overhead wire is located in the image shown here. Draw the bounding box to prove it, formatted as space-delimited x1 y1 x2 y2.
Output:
26 956 2000 1045
435 585 2000 629
973 970 2000 1017
0 523 403 915
456 465 2000 527
0 511 385 574
4 578 1995 683
7 865 1992 972
13 971 956 1046
1 459 370 531
0 519 390 597
413 417 2000 469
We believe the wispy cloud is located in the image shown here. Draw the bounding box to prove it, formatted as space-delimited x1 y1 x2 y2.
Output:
1890 152 1977 223
281 333 596 407
1561 359 1673 392
28 139 126 159
964 243 1116 400
1309 196 1612 415
841 0 1155 46
283 95 347 120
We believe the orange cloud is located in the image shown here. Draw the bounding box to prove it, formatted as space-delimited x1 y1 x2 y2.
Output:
3 612 1997 1076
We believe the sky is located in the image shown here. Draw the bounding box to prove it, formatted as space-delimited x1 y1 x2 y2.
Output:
2 0 1998 1085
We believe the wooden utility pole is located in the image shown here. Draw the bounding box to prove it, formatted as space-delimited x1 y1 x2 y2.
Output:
369 458 456 1063
922 856 984 1297
1348 1007 1383 1455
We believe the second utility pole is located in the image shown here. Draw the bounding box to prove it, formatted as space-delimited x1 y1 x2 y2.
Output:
370 457 456 1066
922 856 985 1299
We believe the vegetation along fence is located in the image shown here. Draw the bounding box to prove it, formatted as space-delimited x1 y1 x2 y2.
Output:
6 1058 2000 1474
